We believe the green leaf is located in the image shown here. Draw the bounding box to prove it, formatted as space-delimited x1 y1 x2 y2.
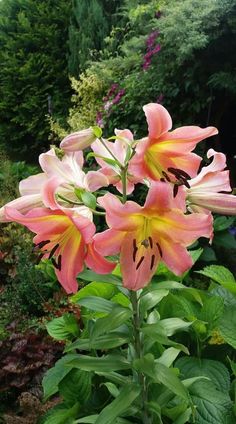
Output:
213 231 236 249
43 402 80 424
95 383 140 424
67 354 131 372
76 271 122 286
196 265 236 294
140 289 169 315
189 381 234 424
174 407 192 424
134 356 189 402
91 306 132 340
150 281 187 290
141 324 189 354
102 382 120 398
176 357 230 393
200 295 224 330
219 305 236 348
65 333 130 352
156 348 181 367
214 216 235 231
46 314 79 341
59 369 91 406
42 354 78 401
76 296 116 313
81 191 97 209
153 318 192 337
71 281 117 304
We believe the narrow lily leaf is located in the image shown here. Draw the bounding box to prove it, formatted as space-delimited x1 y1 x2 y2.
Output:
141 324 189 354
65 333 130 352
140 289 169 315
159 318 193 336
95 383 140 424
95 371 130 386
76 296 116 313
91 306 132 340
174 407 192 424
182 376 210 388
67 354 131 372
156 348 181 367
151 281 187 290
76 270 122 285
155 363 189 402
81 191 97 210
102 382 120 398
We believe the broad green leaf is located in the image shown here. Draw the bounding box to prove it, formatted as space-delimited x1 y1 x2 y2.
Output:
211 286 236 307
42 354 78 401
189 381 234 424
176 357 230 393
76 270 122 285
95 383 140 424
67 354 131 372
156 348 181 367
213 231 236 249
46 314 79 340
219 305 236 348
59 369 91 406
43 402 80 424
76 417 133 424
76 296 116 313
91 306 132 340
71 281 117 304
65 333 130 352
196 265 236 294
214 216 235 231
140 289 169 315
200 295 224 330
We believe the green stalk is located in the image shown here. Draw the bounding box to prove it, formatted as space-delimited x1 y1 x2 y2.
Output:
120 168 151 422
130 291 151 424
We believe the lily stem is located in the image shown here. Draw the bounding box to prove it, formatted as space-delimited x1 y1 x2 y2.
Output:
130 291 151 424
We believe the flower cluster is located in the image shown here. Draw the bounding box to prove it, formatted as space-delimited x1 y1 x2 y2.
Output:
1 103 236 293
96 84 125 127
142 31 161 71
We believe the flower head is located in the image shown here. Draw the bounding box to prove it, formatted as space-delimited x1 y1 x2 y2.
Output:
4 207 115 293
131 103 218 183
94 182 212 290
186 149 236 214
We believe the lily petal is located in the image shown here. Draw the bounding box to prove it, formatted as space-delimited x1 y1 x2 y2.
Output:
143 103 172 139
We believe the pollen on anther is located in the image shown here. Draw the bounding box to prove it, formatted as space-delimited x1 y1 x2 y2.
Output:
150 254 155 270
136 256 145 270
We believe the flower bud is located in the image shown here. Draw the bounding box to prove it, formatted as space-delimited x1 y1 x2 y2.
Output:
60 128 96 152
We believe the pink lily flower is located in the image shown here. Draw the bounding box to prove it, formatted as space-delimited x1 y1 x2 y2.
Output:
0 173 47 222
39 148 108 212
4 207 115 293
60 128 96 152
130 103 218 183
91 129 140 194
94 182 212 290
186 149 236 214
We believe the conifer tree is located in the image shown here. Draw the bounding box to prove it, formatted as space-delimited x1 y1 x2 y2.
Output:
0 0 72 160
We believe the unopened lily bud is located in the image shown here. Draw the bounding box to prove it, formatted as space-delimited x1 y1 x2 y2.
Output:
60 128 96 152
